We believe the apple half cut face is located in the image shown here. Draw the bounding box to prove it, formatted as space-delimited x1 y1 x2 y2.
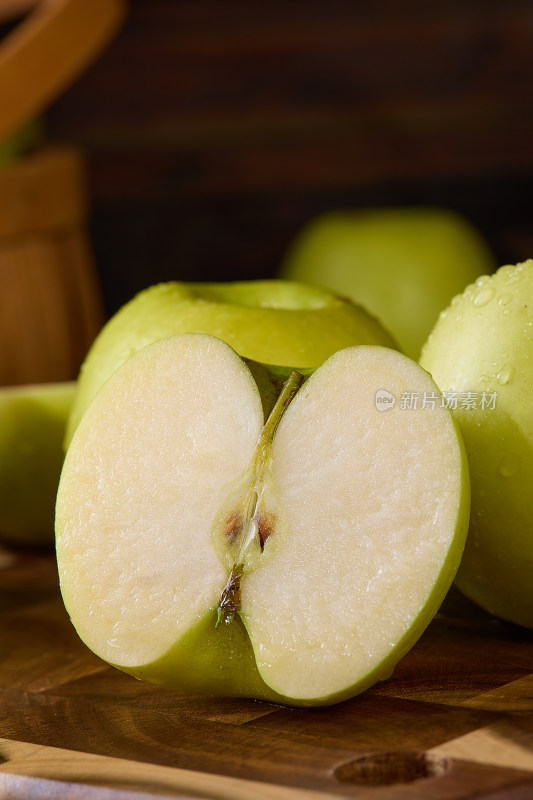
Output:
56 334 469 706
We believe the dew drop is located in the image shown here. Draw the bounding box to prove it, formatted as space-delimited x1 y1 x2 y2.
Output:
498 293 513 307
473 287 495 308
499 453 520 478
498 265 516 282
504 270 522 286
120 345 137 361
497 365 514 385
475 275 490 287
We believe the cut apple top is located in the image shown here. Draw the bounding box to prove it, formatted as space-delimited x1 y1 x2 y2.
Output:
56 334 469 705
65 280 397 446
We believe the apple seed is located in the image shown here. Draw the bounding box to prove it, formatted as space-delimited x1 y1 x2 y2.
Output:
223 511 242 544
257 512 276 550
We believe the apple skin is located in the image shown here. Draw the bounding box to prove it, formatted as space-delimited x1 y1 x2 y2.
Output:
0 382 75 546
279 207 497 359
65 279 397 445
420 260 533 628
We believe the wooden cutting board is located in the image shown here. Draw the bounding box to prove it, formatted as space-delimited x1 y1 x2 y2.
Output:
1 549 533 799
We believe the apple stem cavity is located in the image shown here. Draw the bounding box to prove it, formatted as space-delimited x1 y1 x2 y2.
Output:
216 562 244 627
214 370 304 627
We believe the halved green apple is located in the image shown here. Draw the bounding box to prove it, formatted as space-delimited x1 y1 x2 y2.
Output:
56 334 469 706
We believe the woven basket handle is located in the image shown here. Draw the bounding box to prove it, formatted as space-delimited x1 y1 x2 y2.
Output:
0 0 127 140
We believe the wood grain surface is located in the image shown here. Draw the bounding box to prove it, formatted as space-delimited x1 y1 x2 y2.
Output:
1 548 533 798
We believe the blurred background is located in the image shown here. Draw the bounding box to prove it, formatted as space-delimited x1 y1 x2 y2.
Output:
46 0 533 314
2 0 533 374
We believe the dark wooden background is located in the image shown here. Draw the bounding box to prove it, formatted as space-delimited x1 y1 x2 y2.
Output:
46 0 533 318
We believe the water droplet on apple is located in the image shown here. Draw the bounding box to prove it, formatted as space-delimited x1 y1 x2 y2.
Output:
497 365 514 385
120 346 137 362
470 528 481 548
475 276 490 287
473 287 495 308
499 293 513 307
498 265 516 280
503 268 523 286
499 453 520 478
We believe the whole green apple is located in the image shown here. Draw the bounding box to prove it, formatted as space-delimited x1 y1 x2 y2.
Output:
0 381 74 546
279 207 497 359
65 279 397 445
420 260 533 628
57 334 469 706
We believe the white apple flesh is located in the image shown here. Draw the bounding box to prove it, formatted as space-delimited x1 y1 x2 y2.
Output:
56 334 469 706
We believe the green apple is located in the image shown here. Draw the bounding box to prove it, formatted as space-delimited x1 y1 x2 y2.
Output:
420 260 533 628
279 207 497 359
56 333 469 706
0 381 75 546
65 279 397 445
0 118 44 165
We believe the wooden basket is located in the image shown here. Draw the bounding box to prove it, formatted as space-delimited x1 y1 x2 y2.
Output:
0 145 106 385
0 0 126 385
